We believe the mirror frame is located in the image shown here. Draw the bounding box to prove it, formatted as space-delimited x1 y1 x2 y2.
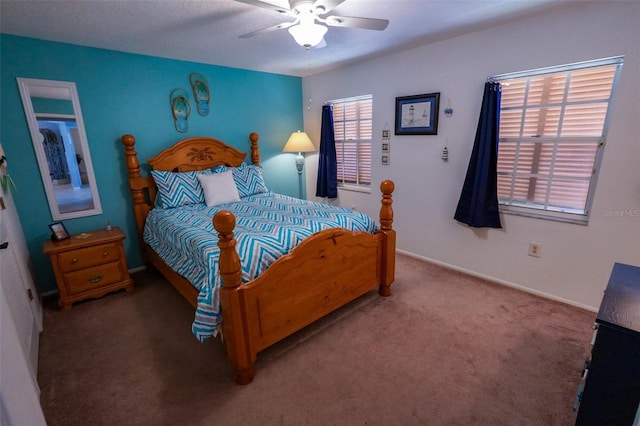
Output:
17 78 102 220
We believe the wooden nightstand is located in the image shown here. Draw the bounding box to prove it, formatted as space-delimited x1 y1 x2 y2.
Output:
43 227 134 310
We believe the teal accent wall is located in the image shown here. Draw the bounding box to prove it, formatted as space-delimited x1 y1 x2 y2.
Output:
0 34 303 293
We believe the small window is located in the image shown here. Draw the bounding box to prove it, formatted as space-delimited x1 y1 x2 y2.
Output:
330 95 372 189
494 56 623 224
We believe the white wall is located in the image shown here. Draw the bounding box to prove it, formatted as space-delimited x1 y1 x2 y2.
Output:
302 1 640 310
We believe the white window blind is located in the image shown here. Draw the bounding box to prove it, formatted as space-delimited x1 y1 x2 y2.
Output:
494 56 623 224
330 95 372 187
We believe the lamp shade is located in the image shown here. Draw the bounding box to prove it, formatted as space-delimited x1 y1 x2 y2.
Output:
283 131 316 153
288 23 327 48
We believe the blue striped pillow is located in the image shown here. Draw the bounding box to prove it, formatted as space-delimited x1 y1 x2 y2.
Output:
151 170 211 208
213 163 268 198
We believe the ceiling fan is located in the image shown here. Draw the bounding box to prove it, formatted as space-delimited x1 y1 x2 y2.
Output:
234 0 389 48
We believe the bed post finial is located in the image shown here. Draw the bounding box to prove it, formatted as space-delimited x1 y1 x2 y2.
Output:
213 210 256 385
121 134 140 177
214 210 241 290
249 132 260 165
378 180 395 297
379 180 394 231
121 134 150 241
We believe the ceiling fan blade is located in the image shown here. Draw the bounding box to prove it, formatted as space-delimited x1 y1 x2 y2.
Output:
239 21 296 39
324 15 389 31
312 0 346 15
233 0 291 15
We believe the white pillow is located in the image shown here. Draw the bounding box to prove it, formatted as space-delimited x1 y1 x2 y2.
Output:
196 170 241 207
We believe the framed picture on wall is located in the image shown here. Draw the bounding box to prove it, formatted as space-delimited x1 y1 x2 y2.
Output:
395 92 440 135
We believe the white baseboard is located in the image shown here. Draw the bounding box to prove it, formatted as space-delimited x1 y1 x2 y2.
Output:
396 249 599 313
40 289 58 298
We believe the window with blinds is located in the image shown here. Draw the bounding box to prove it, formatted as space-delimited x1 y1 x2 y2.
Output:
330 95 372 188
494 56 623 224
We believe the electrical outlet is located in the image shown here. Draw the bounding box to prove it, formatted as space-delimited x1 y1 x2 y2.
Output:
528 242 541 258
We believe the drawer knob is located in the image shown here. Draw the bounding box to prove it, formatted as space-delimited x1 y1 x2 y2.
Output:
71 258 78 263
88 274 103 283
102 251 109 257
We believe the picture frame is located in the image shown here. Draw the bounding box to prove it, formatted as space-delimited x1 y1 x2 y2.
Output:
382 142 390 152
381 154 390 165
395 92 440 135
49 221 70 242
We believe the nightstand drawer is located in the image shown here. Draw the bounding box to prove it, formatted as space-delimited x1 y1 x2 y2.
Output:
58 242 121 273
63 262 125 296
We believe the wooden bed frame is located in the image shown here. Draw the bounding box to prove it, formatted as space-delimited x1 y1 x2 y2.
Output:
120 132 396 384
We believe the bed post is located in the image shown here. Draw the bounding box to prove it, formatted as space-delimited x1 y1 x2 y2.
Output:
213 210 255 385
249 132 260 166
378 180 396 297
121 135 151 242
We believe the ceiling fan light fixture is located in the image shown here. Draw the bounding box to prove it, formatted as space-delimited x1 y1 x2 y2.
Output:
288 22 327 48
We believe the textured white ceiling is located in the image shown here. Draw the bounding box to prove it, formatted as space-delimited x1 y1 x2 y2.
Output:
1 0 569 77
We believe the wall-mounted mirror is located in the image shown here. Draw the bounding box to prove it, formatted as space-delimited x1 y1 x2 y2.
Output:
17 78 102 220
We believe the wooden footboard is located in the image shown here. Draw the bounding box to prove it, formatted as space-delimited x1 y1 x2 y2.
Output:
215 181 395 384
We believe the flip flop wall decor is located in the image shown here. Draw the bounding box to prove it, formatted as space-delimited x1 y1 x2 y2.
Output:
190 73 210 116
170 88 191 133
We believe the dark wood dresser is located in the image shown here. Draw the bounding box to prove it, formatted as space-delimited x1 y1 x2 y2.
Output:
575 262 640 425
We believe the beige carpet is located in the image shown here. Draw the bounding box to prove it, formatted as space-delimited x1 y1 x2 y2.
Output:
37 254 594 425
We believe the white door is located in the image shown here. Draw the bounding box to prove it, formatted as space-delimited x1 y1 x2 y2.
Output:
1 188 43 331
0 188 45 422
0 281 47 426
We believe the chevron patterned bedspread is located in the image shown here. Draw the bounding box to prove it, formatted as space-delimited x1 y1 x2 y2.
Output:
143 192 378 341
